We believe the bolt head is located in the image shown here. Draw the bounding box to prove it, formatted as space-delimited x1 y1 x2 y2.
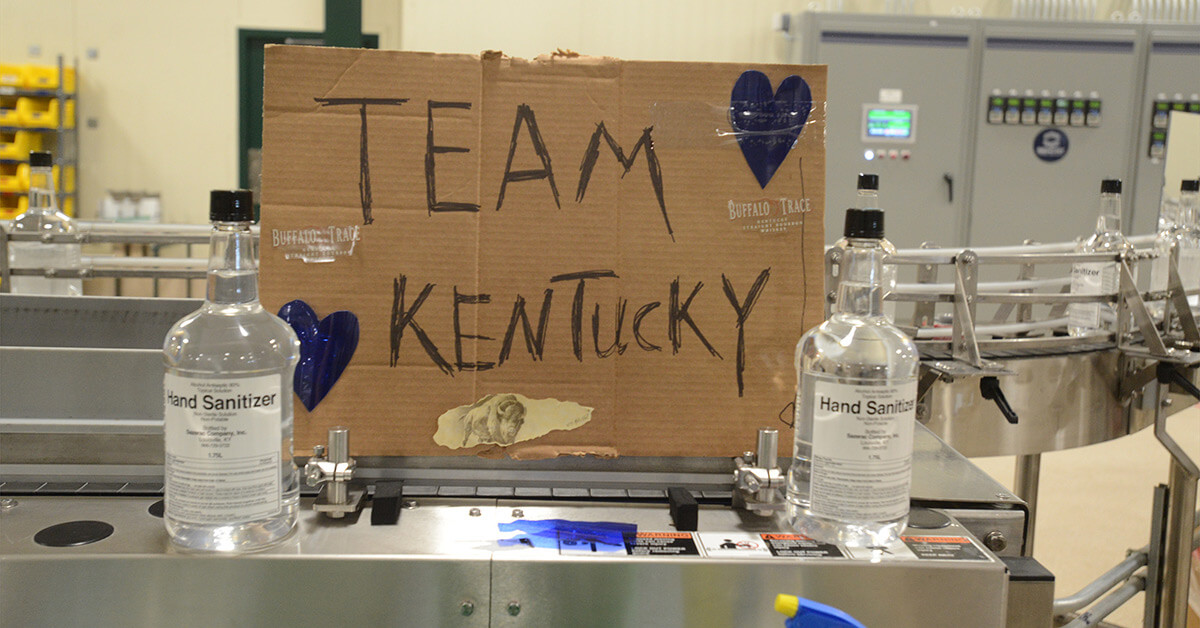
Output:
460 601 474 616
0 498 17 511
507 602 521 616
511 509 524 519
469 507 482 517
401 499 418 510
983 530 1007 552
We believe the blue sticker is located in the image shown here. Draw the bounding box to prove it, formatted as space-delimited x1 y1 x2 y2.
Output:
277 300 359 412
498 519 636 552
1033 128 1069 162
730 71 812 189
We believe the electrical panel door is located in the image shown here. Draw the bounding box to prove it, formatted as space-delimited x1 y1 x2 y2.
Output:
799 15 978 249
967 22 1142 247
1130 26 1200 236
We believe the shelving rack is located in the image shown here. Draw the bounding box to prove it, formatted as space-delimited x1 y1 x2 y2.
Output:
0 54 78 218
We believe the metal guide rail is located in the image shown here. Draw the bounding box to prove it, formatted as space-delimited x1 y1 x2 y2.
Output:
0 220 243 288
823 235 1200 628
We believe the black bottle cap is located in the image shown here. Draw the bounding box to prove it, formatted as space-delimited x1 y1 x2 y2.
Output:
844 208 885 239
210 190 255 222
857 173 879 191
29 151 52 168
1182 179 1199 193
1100 179 1122 194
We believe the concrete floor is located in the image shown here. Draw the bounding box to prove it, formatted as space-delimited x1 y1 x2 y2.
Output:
971 404 1200 627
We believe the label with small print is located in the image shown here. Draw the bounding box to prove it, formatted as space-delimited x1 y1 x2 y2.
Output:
1069 262 1114 329
808 376 916 522
624 532 702 556
1151 255 1169 292
901 535 989 561
762 533 844 558
1153 250 1200 298
163 373 283 525
1181 250 1200 301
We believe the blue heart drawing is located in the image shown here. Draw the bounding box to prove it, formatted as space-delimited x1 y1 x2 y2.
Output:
277 300 359 412
730 71 812 189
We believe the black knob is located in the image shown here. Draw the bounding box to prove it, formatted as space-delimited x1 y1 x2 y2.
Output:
980 376 1019 425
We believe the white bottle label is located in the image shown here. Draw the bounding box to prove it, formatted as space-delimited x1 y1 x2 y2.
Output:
1069 262 1114 330
164 373 283 525
808 377 917 522
1181 249 1200 306
1153 249 1200 305
1151 253 1169 293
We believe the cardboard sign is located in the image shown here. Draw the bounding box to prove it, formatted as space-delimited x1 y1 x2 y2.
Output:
259 46 826 457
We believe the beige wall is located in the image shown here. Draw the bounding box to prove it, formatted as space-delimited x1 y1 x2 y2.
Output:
0 0 401 224
0 0 1157 224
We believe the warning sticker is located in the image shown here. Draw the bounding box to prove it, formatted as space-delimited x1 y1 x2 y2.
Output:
697 532 772 557
843 538 919 561
624 532 701 556
762 533 845 558
901 535 990 561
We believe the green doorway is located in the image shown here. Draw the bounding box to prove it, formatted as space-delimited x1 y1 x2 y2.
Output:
238 30 379 209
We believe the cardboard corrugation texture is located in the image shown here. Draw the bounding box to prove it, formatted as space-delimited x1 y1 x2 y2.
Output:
260 45 827 458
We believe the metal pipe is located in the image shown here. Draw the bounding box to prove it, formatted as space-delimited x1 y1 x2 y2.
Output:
1160 459 1198 628
756 428 779 471
893 291 1118 305
1060 575 1146 627
1014 453 1041 555
913 318 1069 339
80 256 204 270
327 426 350 505
898 276 1070 294
1052 547 1148 614
893 234 1154 257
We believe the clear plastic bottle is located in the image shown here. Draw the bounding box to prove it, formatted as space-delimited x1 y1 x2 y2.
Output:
1176 180 1200 309
787 208 920 548
163 190 300 552
6 151 82 295
1068 179 1134 336
1151 180 1200 311
834 174 898 321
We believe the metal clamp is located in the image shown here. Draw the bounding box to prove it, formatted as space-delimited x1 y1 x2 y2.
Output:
733 428 785 513
304 426 365 518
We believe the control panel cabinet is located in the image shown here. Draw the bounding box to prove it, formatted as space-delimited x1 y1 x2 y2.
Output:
799 15 978 249
1130 25 1200 236
967 22 1142 247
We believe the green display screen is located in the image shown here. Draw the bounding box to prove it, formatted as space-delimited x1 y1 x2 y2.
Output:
865 108 913 139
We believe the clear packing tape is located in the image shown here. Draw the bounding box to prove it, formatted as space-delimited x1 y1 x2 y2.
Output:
648 99 829 151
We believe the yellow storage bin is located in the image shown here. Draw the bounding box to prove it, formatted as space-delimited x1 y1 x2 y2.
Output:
13 163 72 193
0 64 21 88
0 129 43 160
0 192 23 218
59 164 75 193
0 162 21 192
22 65 75 93
0 95 19 126
16 97 73 129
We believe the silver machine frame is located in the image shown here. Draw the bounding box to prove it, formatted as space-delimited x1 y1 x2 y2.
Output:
2 198 1199 626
